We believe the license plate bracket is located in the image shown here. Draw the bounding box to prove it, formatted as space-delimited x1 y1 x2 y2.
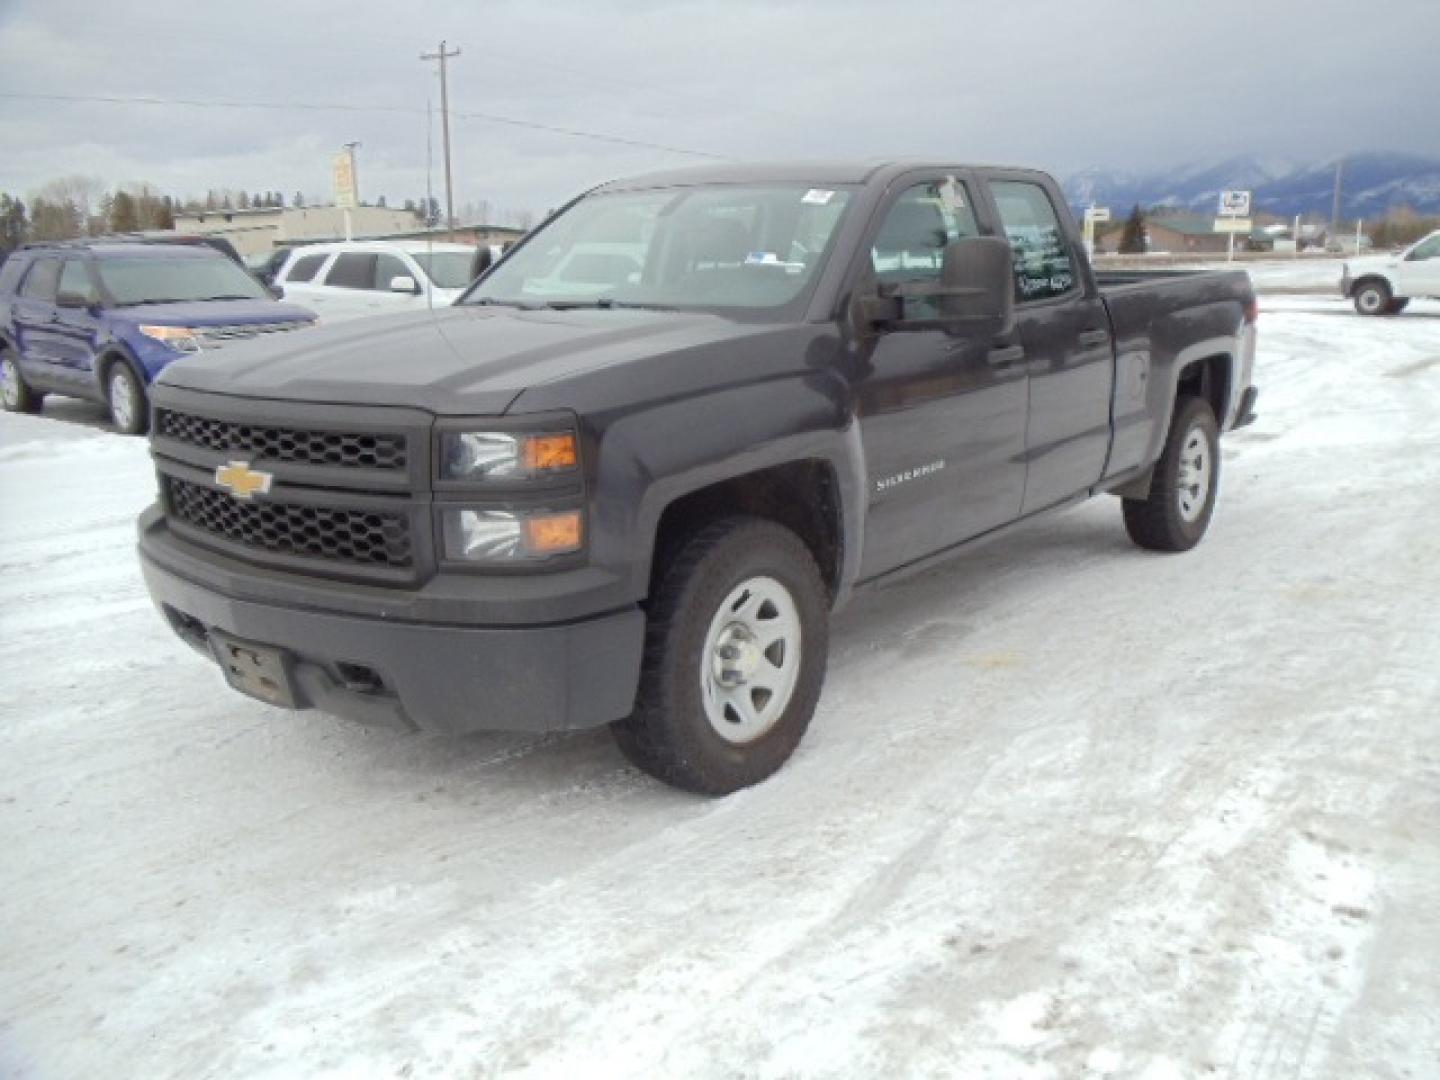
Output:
210 632 299 708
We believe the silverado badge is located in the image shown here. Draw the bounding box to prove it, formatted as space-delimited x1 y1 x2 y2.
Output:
215 461 273 500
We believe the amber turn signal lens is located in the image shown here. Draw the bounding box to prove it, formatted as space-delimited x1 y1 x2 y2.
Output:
522 511 583 555
522 434 578 472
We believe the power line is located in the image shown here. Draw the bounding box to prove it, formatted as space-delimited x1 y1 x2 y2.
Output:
0 91 731 160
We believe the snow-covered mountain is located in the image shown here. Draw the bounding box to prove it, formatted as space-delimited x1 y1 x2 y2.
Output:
1064 152 1440 219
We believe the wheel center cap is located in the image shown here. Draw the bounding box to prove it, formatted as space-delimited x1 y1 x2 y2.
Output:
713 624 760 685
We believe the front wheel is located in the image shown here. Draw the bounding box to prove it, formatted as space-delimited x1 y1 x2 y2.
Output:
1353 280 1391 316
1123 396 1220 553
1 353 44 414
105 362 149 435
612 517 829 795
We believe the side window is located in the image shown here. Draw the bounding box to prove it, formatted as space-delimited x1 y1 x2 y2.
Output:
324 253 376 290
372 254 411 290
1409 235 1440 260
58 260 98 304
870 178 980 318
989 181 1077 302
284 253 327 283
20 258 61 302
0 256 27 295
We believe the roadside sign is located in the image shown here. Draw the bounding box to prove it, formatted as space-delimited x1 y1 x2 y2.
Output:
332 151 358 210
1085 207 1112 223
1213 217 1253 234
1219 190 1251 217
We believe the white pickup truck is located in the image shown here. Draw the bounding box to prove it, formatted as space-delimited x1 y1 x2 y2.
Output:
1341 229 1440 315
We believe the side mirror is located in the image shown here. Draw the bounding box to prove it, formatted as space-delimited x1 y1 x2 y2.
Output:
266 284 283 300
56 291 94 310
390 275 421 295
860 236 1016 337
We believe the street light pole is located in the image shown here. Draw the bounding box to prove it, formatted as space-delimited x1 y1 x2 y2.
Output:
420 40 461 235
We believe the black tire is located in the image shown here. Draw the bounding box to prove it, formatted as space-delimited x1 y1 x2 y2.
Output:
104 360 149 435
612 516 829 795
1123 396 1220 553
1353 280 1391 316
1 351 44 414
1387 298 1410 314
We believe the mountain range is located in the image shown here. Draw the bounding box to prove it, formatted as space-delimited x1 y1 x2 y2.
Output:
1063 152 1440 221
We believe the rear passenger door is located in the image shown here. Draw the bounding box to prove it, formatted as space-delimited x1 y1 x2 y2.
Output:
981 174 1114 514
11 257 63 382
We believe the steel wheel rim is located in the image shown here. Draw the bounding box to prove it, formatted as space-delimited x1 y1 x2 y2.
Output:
109 371 134 429
1359 289 1383 313
1176 425 1211 522
0 359 17 408
700 575 802 745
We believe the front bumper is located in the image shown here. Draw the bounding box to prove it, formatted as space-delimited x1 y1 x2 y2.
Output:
139 528 645 736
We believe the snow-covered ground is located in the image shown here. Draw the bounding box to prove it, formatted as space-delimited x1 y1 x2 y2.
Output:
2 300 1439 1079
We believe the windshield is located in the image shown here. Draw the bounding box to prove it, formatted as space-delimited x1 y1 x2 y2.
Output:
466 183 853 313
412 251 478 290
96 255 270 306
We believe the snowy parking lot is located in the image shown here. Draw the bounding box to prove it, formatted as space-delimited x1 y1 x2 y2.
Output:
2 298 1439 1079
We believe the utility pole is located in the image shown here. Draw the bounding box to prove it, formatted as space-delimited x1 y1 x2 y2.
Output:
1330 157 1344 243
420 40 460 235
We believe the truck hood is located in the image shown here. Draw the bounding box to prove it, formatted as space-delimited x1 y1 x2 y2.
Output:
1343 254 1400 276
111 298 316 326
156 304 778 414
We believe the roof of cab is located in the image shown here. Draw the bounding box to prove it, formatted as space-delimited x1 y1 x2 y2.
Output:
588 159 1045 194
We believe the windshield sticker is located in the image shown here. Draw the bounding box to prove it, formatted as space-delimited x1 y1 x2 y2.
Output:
801 189 836 206
745 251 780 265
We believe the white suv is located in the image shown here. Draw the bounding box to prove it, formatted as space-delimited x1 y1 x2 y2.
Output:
1341 229 1440 315
274 241 486 323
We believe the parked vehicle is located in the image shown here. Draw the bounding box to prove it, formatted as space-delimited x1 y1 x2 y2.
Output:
273 240 479 322
138 161 1258 793
1342 229 1440 314
0 241 316 434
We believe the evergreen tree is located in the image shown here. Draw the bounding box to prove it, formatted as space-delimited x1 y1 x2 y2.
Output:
0 194 28 254
156 195 176 230
237 192 250 210
110 191 140 233
376 195 387 208
403 198 416 213
1118 204 1148 254
293 191 305 208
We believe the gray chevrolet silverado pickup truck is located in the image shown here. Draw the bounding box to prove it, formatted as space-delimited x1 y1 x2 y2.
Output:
138 160 1258 794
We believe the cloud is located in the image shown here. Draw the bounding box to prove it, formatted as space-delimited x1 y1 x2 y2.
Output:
1 0 1437 216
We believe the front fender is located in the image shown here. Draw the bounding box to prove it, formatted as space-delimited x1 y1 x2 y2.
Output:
586 371 865 605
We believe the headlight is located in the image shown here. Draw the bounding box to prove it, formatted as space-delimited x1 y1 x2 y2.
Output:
439 430 578 482
138 325 202 353
441 508 583 562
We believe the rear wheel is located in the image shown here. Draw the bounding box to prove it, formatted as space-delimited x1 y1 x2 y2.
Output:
612 516 829 795
105 361 149 435
1353 280 1391 316
1122 396 1220 553
1 352 44 414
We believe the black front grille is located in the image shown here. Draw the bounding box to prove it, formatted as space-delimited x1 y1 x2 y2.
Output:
155 409 408 471
165 477 413 568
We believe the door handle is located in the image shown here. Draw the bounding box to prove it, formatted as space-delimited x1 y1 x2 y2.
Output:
1078 328 1110 347
987 344 1026 367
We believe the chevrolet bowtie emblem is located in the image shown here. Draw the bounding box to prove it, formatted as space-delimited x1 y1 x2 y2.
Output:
215 460 273 500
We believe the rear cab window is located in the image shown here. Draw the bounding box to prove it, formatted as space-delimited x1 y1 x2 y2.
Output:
987 180 1078 302
284 253 329 283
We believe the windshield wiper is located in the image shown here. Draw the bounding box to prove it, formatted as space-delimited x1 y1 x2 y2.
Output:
464 297 546 310
541 299 679 312
113 298 190 307
195 294 258 302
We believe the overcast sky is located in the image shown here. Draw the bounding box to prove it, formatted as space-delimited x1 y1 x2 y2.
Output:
1 0 1437 219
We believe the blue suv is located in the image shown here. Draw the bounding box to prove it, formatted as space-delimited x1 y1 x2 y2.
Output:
0 241 316 434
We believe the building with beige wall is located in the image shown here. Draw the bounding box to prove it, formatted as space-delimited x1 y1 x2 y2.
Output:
172 206 425 257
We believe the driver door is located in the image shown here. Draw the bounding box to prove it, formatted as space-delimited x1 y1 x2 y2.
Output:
849 173 1029 579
